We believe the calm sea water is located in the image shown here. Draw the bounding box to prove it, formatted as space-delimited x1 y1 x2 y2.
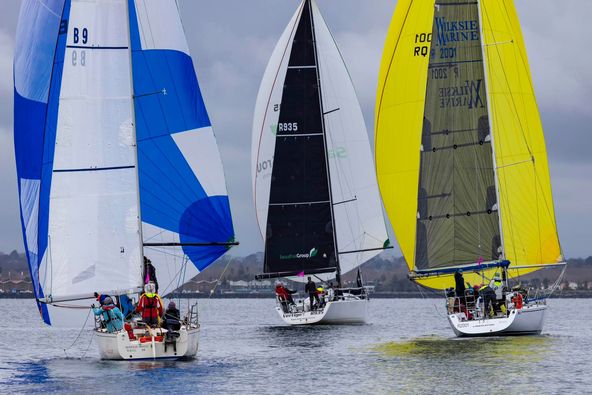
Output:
0 298 590 394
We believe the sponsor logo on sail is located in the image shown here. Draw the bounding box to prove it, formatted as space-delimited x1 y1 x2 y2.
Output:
439 79 485 109
328 147 347 159
257 158 273 174
279 247 319 260
434 17 480 47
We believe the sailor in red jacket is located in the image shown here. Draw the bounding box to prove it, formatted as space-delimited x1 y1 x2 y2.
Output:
135 282 164 327
275 282 296 305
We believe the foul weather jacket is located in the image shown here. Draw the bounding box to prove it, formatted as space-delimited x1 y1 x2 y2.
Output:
94 305 124 333
135 293 164 323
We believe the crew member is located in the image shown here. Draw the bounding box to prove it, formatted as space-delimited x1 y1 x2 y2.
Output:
94 292 112 307
94 296 124 333
489 273 504 301
135 282 164 327
275 282 296 305
305 277 320 310
164 301 181 331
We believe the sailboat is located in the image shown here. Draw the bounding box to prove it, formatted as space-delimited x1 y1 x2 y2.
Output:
375 0 566 336
252 0 390 325
13 0 236 359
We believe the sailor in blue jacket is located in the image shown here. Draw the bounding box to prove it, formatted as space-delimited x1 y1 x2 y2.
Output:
93 296 124 333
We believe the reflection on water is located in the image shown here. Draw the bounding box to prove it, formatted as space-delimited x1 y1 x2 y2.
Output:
371 335 557 393
374 334 553 363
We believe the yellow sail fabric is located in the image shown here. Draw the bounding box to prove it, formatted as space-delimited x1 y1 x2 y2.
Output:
481 0 562 268
375 0 434 275
375 0 562 290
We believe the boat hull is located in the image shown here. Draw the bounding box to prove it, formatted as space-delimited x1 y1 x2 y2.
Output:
448 304 546 337
96 326 199 360
276 297 368 325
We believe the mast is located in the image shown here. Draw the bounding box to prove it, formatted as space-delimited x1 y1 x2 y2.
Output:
477 0 505 262
308 0 341 286
125 0 146 282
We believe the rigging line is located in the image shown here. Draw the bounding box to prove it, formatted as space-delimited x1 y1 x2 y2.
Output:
482 5 533 159
482 40 513 47
496 158 533 170
80 330 95 359
133 89 166 99
143 229 167 243
209 256 235 299
159 259 186 296
63 307 92 358
144 246 187 261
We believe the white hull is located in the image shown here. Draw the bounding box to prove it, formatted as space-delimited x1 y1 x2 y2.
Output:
276 296 368 325
448 304 546 337
95 325 199 361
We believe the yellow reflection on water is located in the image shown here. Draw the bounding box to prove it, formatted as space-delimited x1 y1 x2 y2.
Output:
373 335 554 364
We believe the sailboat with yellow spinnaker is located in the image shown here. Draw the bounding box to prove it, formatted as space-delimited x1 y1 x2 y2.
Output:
375 0 566 336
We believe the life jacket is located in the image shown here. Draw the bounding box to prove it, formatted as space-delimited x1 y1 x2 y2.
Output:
101 306 121 326
140 294 161 320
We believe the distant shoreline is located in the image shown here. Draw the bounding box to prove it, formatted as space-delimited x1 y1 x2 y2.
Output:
2 291 592 299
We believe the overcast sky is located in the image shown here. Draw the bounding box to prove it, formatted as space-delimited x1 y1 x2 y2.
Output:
0 0 590 258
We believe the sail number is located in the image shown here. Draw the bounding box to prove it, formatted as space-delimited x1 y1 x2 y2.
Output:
414 33 431 57
71 27 89 67
72 50 86 67
73 27 88 44
431 67 459 80
440 47 457 60
278 123 298 132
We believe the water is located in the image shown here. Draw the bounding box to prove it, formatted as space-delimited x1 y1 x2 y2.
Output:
0 298 590 394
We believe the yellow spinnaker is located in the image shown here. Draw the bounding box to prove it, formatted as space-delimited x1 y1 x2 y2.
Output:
375 0 562 290
481 0 562 268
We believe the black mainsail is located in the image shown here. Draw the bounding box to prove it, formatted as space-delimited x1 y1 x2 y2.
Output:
263 1 338 278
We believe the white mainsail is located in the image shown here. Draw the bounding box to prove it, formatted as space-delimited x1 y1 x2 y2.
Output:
42 0 143 303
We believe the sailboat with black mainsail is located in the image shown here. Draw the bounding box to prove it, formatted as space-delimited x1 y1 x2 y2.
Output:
252 0 391 325
375 0 566 336
14 0 237 359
